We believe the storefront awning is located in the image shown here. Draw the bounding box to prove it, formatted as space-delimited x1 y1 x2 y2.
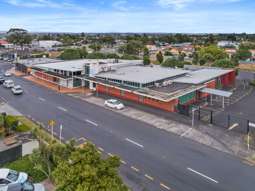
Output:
200 88 233 97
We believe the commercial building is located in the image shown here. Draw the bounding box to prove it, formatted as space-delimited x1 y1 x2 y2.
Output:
30 58 235 112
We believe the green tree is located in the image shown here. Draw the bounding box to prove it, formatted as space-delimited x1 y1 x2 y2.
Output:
7 28 32 48
118 40 144 56
53 143 128 191
89 43 102 52
78 47 88 58
161 58 188 68
235 48 252 61
156 51 164 64
60 49 81 60
143 47 150 65
212 59 237 68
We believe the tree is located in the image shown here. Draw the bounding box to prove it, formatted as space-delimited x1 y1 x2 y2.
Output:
89 43 102 52
198 45 228 65
235 48 252 61
161 58 188 68
156 51 164 64
7 28 32 48
60 49 81 60
118 40 144 56
213 59 237 68
52 143 128 191
143 47 150 65
78 47 88 58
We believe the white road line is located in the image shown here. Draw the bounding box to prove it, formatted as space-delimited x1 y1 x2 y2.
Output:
38 97 46 102
108 153 114 157
228 123 239 131
187 167 219 184
131 166 140 172
145 174 154 181
57 106 68 112
98 147 104 152
86 119 98 126
121 160 127 165
125 138 144 148
160 183 171 190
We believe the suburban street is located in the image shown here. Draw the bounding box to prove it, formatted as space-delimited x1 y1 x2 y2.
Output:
1 62 255 191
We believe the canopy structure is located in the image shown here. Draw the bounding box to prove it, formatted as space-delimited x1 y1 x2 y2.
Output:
200 88 233 108
200 88 233 97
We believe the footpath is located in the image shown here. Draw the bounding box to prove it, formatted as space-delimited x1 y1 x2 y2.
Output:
69 93 255 161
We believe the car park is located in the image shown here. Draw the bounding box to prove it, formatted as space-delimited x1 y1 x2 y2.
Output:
0 169 28 187
11 85 23 95
104 99 125 110
3 80 14 88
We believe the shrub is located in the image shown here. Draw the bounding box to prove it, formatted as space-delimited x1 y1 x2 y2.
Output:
16 123 31 132
5 115 19 130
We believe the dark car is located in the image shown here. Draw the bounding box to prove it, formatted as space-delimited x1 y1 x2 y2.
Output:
0 76 5 84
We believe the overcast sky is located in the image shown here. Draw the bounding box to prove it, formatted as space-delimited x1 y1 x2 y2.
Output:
0 0 254 33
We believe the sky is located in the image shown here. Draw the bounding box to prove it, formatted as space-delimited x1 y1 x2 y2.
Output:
0 0 254 33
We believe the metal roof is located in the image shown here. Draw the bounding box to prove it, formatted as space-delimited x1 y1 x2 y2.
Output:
200 88 233 97
96 65 188 84
173 68 234 84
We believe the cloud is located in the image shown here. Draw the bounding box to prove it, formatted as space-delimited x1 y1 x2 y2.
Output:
4 0 80 9
157 0 241 9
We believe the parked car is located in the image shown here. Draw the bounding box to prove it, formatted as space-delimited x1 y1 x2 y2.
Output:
104 99 125 110
3 80 14 88
0 169 28 187
0 76 5 84
4 72 12 77
11 85 23 95
0 181 45 191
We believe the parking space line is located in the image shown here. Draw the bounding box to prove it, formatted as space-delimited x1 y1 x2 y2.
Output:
98 147 104 152
228 123 239 131
160 183 171 190
108 153 114 157
121 160 127 165
125 138 144 148
187 167 219 184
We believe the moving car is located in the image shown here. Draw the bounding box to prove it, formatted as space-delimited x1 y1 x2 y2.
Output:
0 181 45 191
4 72 12 77
0 169 28 187
104 99 125 110
3 80 14 88
11 85 23 95
0 76 5 84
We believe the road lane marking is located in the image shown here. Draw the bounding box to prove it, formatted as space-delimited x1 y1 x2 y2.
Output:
85 119 98 127
125 138 144 148
131 166 140 172
121 160 127 165
57 106 68 112
108 153 114 157
160 183 171 190
145 174 154 181
98 147 104 152
187 167 219 184
38 97 46 102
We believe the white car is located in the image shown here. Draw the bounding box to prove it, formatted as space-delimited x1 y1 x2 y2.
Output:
0 181 45 191
11 85 23 95
104 99 125 110
4 72 12 77
0 169 28 187
3 80 14 88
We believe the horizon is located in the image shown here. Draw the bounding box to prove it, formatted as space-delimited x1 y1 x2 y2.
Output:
0 0 255 33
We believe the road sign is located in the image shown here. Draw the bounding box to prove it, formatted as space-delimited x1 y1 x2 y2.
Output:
48 120 56 127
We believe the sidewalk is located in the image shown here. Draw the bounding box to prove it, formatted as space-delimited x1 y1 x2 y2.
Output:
69 93 255 158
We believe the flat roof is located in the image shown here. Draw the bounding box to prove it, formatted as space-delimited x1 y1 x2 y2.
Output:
200 88 233 97
17 58 60 67
34 59 88 72
96 65 188 84
173 68 234 84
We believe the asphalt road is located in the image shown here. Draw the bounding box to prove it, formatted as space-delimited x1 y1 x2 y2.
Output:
0 61 255 191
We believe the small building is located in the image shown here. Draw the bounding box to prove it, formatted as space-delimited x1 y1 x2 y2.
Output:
32 40 62 50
